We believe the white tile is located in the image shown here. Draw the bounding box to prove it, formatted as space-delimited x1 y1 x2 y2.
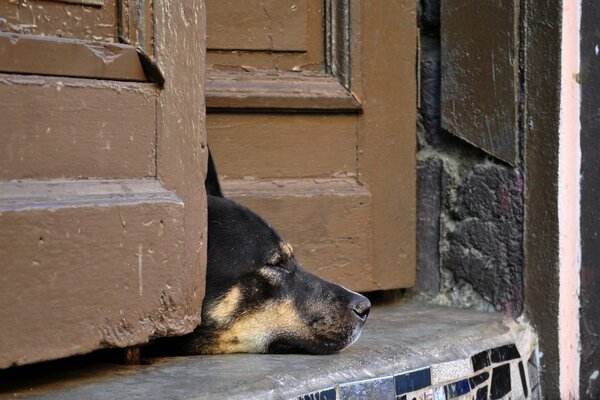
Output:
430 358 473 385
510 362 525 398
403 387 434 400
433 386 446 400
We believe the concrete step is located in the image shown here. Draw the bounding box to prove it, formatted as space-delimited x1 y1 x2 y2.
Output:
0 303 540 399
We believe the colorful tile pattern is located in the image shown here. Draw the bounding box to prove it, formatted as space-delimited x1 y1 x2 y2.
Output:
395 367 431 394
296 344 539 400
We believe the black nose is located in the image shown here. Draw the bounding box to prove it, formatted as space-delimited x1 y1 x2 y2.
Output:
351 295 371 321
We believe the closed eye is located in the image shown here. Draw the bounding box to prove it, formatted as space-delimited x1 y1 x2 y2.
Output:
265 261 293 274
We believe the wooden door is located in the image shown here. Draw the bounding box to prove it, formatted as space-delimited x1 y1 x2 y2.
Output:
206 1 416 292
0 0 207 368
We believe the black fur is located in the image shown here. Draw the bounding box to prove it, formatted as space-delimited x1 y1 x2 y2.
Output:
179 150 371 354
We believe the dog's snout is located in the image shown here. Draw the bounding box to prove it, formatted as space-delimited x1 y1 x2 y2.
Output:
351 295 371 320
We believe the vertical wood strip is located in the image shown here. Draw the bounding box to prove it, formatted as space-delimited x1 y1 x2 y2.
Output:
357 0 417 289
154 0 207 329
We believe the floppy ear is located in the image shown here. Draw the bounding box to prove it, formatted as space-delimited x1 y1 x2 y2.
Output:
205 147 223 197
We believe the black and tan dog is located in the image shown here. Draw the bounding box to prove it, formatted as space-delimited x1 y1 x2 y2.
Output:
177 152 371 355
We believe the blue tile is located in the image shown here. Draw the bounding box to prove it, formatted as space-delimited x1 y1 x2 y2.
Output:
320 388 337 400
469 371 490 388
444 378 470 399
339 377 394 400
394 368 431 395
298 388 336 400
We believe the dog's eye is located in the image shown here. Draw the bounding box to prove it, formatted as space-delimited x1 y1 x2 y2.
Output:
265 262 291 274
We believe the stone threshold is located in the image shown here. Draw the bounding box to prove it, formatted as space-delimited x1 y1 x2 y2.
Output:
0 303 539 399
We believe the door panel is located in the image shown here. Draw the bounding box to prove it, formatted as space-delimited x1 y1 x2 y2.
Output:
208 114 356 178
0 180 185 367
207 0 416 291
0 75 156 180
206 0 322 72
0 0 116 42
0 0 207 368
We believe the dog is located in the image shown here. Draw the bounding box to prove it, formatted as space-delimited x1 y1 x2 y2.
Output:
176 151 371 355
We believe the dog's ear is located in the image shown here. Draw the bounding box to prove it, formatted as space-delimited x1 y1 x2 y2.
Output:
205 147 223 197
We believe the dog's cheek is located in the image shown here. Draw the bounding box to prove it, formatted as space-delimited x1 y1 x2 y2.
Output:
212 299 308 354
205 285 242 327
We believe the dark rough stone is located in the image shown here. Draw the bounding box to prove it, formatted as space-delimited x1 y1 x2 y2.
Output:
416 158 442 295
442 163 524 315
419 35 442 145
420 0 440 29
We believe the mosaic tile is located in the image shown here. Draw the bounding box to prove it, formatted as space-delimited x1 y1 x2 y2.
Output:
475 386 488 400
400 387 434 400
339 376 394 400
490 364 511 399
431 359 472 385
527 353 540 391
530 384 542 400
471 351 491 371
394 368 432 394
444 378 470 398
433 386 447 400
510 362 525 399
518 361 528 397
490 344 520 363
298 388 336 400
468 372 490 388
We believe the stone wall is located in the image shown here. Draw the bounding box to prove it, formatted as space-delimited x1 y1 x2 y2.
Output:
414 0 524 316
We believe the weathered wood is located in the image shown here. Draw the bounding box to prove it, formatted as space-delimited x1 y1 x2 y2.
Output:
208 113 357 178
0 0 207 369
206 0 323 73
154 0 207 328
441 0 519 165
118 0 154 58
0 33 146 82
223 178 374 291
207 0 308 51
206 71 360 111
0 0 117 43
0 74 157 180
206 0 417 292
523 1 562 396
0 180 188 369
355 0 416 289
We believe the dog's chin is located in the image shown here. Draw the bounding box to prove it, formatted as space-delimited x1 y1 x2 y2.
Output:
267 324 365 355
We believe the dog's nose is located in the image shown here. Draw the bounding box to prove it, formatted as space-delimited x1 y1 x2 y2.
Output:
351 295 371 321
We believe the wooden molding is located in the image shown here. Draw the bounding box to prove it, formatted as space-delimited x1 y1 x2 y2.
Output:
0 32 147 82
206 71 361 111
206 0 357 112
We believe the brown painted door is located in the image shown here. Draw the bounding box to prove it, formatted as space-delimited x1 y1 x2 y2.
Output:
0 1 207 368
206 0 416 292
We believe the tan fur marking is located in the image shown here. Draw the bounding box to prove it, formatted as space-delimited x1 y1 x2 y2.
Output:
281 242 293 258
208 286 241 325
211 299 306 354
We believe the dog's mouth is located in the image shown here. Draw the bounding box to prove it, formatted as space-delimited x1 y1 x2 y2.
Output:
267 308 370 355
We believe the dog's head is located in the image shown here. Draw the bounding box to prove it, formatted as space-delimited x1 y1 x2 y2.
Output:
182 195 370 355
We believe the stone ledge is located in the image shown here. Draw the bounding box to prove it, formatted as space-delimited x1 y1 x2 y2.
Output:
0 303 539 399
